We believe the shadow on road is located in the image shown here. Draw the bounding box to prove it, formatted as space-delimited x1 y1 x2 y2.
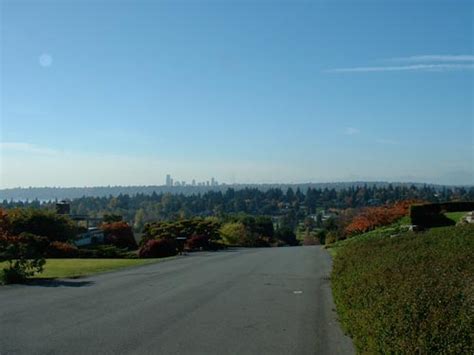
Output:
26 279 94 288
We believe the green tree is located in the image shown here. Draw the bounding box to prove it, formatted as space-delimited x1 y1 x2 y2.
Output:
103 214 123 223
275 227 299 246
8 208 78 242
133 209 146 232
220 222 248 246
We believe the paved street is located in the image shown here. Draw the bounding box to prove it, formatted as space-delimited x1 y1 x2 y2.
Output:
0 246 354 355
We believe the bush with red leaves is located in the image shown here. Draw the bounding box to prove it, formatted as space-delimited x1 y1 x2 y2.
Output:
186 234 209 250
344 200 422 236
101 222 138 250
138 239 177 258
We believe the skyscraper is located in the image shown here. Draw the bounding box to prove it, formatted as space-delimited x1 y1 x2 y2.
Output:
166 174 171 187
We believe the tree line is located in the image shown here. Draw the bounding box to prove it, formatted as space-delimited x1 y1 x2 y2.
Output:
1 185 473 232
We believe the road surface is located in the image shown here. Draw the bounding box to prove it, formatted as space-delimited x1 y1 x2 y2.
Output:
0 246 354 355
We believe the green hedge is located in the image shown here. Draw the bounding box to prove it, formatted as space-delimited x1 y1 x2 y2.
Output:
410 202 474 228
331 224 474 354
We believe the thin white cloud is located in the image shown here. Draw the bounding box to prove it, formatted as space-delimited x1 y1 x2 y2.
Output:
393 55 474 62
327 63 474 73
39 53 53 67
344 127 360 135
0 142 59 155
376 138 399 145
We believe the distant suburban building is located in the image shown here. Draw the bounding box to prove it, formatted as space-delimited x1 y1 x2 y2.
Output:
75 227 104 247
56 200 71 215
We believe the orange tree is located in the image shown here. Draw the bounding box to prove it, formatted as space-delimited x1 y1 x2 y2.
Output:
100 221 138 250
344 200 422 237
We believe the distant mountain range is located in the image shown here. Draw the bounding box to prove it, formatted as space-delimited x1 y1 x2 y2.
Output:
0 182 470 201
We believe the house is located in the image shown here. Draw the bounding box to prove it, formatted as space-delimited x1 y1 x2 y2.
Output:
75 227 104 247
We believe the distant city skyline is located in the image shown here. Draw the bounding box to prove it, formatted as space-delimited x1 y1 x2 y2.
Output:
165 174 220 187
1 1 473 188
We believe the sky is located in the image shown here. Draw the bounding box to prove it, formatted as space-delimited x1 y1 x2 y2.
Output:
0 0 473 188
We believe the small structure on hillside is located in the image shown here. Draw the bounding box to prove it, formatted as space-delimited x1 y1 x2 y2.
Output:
75 227 104 247
461 211 474 224
56 201 105 246
56 201 102 228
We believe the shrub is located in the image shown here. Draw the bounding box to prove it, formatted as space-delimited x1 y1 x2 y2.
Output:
77 248 99 258
331 224 474 354
186 234 210 250
325 231 337 245
274 227 299 246
46 241 79 258
186 237 222 251
103 214 123 223
0 209 11 234
344 200 420 236
409 202 474 228
219 219 273 247
6 208 78 242
138 239 178 258
101 221 138 250
220 222 247 246
122 250 138 259
302 235 319 246
78 245 131 258
301 230 326 245
141 218 222 247
0 233 49 284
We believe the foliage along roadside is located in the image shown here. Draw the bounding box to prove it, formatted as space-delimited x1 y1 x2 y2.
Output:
343 200 421 237
140 215 299 256
331 224 474 354
0 208 300 283
0 233 49 284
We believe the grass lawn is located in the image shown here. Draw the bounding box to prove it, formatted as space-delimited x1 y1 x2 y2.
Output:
399 215 411 225
326 220 407 257
1 258 172 280
444 211 468 223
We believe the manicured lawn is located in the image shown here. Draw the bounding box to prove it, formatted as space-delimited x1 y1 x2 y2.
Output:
444 211 468 223
327 222 404 257
399 215 411 225
1 258 171 280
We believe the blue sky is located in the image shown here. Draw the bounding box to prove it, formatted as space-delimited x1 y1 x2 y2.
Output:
1 0 473 187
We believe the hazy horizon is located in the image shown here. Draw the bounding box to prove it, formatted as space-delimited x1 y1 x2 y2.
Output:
1 179 473 191
1 0 473 188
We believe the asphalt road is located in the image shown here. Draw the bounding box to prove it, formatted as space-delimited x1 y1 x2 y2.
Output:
0 246 354 355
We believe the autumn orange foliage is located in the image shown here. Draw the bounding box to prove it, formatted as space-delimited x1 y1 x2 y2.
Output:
0 209 10 234
344 200 421 236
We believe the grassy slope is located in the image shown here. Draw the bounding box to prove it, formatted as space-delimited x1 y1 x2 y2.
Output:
327 216 410 257
330 224 474 354
444 211 468 224
1 258 170 279
327 224 400 258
